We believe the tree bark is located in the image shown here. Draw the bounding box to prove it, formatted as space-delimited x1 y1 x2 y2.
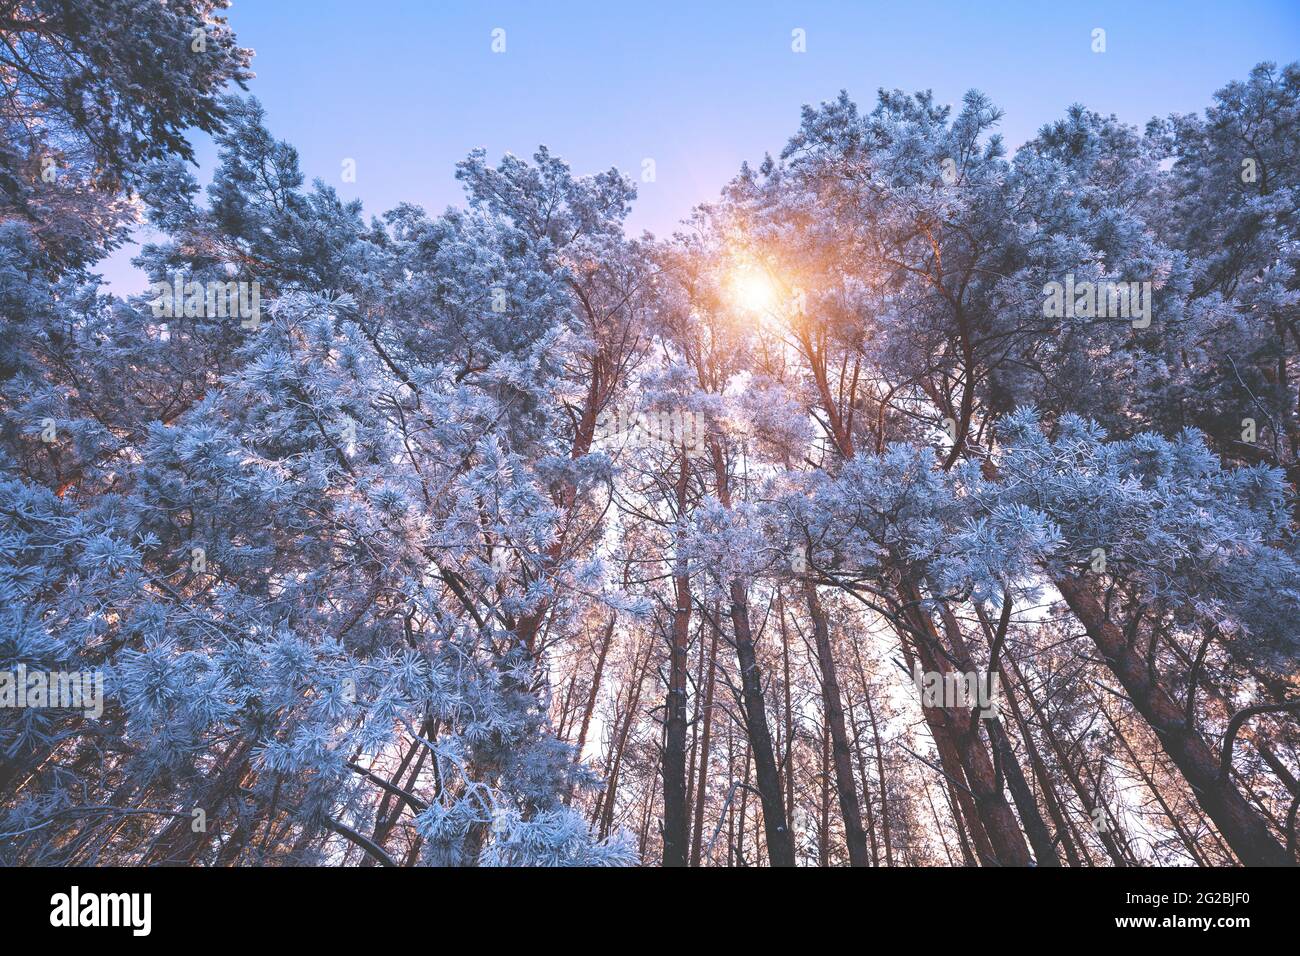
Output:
803 578 871 865
596 635 652 840
899 581 1032 865
661 455 692 866
565 615 615 806
726 580 796 866
1055 575 1294 866
709 437 795 866
690 620 719 866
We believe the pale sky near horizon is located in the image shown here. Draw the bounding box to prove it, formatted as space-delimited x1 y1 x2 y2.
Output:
98 0 1300 292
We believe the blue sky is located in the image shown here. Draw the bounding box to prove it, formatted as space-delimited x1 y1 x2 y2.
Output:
100 0 1300 291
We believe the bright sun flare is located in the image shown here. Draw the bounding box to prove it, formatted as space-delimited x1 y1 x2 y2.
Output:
729 266 780 314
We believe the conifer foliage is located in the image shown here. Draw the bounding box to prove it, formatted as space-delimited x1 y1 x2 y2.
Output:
0 7 1296 866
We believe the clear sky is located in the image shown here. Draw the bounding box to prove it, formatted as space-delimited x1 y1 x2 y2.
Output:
100 0 1300 291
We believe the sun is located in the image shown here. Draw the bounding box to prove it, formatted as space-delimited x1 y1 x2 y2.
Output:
728 264 780 315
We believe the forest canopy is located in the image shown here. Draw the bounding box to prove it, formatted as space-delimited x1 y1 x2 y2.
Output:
1 4 1298 867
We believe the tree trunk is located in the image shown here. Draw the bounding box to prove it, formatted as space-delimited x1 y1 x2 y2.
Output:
1005 652 1129 866
565 615 615 806
726 580 796 866
597 636 652 840
778 591 796 832
845 687 880 865
819 718 832 865
661 460 692 866
690 620 719 866
987 716 1060 866
895 620 1000 864
803 578 871 865
855 644 894 866
899 581 1032 865
1056 575 1294 867
708 437 795 866
994 660 1085 866
145 739 255 866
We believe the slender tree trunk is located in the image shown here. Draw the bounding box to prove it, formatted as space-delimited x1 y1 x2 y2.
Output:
819 718 832 865
708 438 794 866
738 739 752 865
987 716 1060 866
1102 704 1210 865
778 591 796 829
367 717 436 862
662 454 692 866
686 620 704 849
1056 575 1294 866
597 636 652 840
639 768 659 862
145 740 255 866
922 773 958 865
937 594 1054 865
556 670 578 741
726 580 796 866
1005 653 1129 866
727 724 737 866
994 660 1084 866
900 581 1032 865
944 776 979 866
845 688 880 865
803 578 871 865
565 615 614 806
854 644 894 866
896 627 998 864
690 620 719 866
